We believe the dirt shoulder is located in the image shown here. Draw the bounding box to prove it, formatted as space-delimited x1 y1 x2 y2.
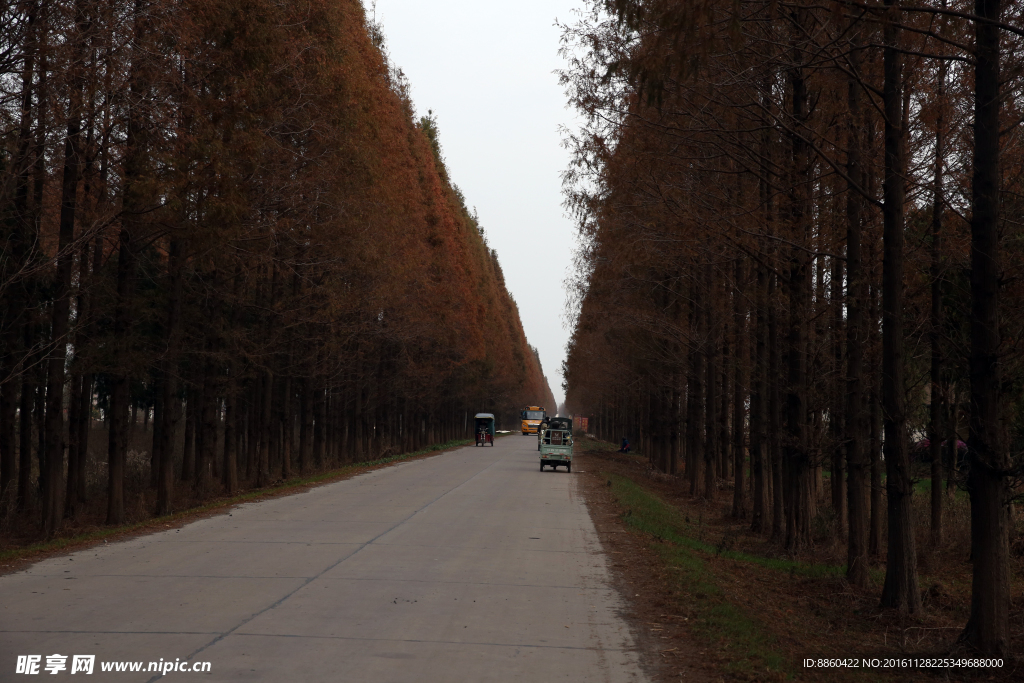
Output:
577 448 719 683
573 439 1021 683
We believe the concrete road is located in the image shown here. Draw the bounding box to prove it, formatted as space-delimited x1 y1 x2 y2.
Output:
1 436 646 682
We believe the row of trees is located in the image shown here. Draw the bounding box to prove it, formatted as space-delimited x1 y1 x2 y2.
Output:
0 0 553 536
561 0 1022 655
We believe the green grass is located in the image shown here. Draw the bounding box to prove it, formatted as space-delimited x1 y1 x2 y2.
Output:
910 477 970 502
0 438 471 563
578 436 620 452
609 474 844 580
605 473 792 678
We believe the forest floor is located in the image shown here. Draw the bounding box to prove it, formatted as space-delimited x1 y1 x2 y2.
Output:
574 437 1023 683
0 437 475 573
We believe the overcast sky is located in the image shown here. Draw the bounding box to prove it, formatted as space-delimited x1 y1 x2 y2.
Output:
365 0 584 408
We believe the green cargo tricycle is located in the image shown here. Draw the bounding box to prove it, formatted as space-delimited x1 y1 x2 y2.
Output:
539 417 573 472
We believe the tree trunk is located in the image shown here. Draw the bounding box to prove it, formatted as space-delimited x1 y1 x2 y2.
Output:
686 331 704 496
106 226 136 526
256 369 272 487
106 372 129 525
1 4 41 502
299 378 312 474
35 374 46 498
869 309 883 558
313 386 325 469
947 392 959 496
156 239 184 515
704 292 717 500
769 274 784 542
42 69 87 534
784 24 811 552
149 380 162 489
73 240 102 508
75 375 91 505
108 0 149 526
18 338 35 512
196 355 217 492
845 25 869 587
355 380 365 462
0 369 17 504
960 0 1009 655
830 249 846 530
223 369 237 495
282 376 293 479
246 382 258 481
879 3 920 612
719 342 730 481
750 261 768 533
181 386 196 483
732 256 747 519
929 47 948 549
670 379 681 475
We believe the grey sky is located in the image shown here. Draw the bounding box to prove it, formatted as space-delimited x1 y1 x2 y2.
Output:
365 0 583 407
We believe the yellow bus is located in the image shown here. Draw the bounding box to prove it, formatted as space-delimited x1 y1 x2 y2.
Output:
520 406 547 435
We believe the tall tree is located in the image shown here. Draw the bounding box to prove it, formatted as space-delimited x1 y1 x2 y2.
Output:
961 0 1010 656
879 0 921 614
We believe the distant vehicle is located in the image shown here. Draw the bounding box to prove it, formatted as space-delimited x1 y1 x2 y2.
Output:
539 422 573 472
520 406 547 435
475 413 495 447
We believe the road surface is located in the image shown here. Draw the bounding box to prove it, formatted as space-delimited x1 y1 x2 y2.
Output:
1 435 646 682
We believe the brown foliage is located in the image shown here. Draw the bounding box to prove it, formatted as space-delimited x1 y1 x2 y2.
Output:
0 0 553 537
560 0 1024 658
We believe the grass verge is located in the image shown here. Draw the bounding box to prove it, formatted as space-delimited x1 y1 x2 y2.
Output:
610 473 844 580
606 472 791 679
0 438 471 564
